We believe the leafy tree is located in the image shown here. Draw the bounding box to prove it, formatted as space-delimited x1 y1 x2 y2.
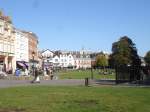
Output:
0 10 2 16
110 36 141 67
144 51 150 66
7 16 12 24
96 52 108 68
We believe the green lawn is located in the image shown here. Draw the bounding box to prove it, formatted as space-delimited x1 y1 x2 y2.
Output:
0 86 150 112
58 69 115 79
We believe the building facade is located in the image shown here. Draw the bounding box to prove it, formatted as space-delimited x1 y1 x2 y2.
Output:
0 14 16 73
0 11 39 74
41 49 54 69
74 57 91 69
24 31 39 69
40 50 92 70
14 29 29 72
15 29 29 62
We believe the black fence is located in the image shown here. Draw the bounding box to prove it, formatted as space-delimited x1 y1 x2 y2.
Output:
115 66 150 84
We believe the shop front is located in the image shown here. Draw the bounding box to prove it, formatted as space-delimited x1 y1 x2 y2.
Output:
0 54 15 74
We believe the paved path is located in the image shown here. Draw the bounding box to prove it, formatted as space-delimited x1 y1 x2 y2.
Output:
0 79 85 88
1 79 150 88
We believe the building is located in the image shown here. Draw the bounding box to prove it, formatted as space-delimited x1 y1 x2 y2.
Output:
15 29 29 69
66 54 75 68
74 56 91 69
41 49 54 58
0 13 16 73
23 31 39 69
59 53 71 68
73 49 91 69
53 55 60 68
40 49 92 69
41 49 54 69
0 11 39 75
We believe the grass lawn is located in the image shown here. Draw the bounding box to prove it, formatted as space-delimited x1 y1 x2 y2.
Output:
58 69 115 79
0 86 150 112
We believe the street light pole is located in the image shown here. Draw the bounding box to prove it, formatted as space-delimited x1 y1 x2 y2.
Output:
90 54 93 79
32 51 35 76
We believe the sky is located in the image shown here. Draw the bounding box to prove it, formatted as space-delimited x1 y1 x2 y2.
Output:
0 0 150 56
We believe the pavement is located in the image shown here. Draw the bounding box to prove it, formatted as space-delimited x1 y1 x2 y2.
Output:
0 79 85 88
0 78 150 88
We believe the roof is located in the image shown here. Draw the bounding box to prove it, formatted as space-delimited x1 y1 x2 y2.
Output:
22 30 39 39
41 49 54 54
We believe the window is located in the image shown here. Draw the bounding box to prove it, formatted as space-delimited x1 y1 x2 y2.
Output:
0 25 4 34
0 43 3 51
55 59 58 62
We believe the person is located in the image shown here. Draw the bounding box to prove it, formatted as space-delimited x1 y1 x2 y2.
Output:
46 67 48 75
25 68 28 76
31 66 40 83
43 68 47 76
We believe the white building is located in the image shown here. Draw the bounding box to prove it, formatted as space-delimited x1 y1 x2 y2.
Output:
58 53 75 68
41 49 54 58
59 53 69 68
53 55 60 68
41 49 54 69
15 29 29 63
67 54 75 67
40 50 93 69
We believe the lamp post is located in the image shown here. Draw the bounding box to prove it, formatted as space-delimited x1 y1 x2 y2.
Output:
32 51 35 76
42 56 44 71
90 54 93 79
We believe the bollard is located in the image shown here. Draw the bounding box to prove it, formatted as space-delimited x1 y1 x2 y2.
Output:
85 77 89 86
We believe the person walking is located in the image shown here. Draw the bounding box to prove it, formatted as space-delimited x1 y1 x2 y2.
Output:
31 66 40 83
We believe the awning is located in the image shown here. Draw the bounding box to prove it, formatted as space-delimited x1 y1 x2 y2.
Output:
17 61 29 67
17 62 25 67
24 62 29 67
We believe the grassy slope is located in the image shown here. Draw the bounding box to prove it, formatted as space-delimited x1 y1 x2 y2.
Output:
0 86 149 112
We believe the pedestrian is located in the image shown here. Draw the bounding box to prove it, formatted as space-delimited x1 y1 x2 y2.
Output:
31 66 40 83
46 67 48 75
25 68 28 76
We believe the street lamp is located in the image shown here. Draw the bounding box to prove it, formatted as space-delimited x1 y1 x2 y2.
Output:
32 51 35 76
90 54 93 79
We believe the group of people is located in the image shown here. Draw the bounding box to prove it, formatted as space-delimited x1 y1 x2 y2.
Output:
31 67 54 83
31 66 40 83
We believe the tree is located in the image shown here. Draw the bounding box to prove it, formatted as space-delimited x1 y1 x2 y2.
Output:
144 51 150 66
6 16 12 24
0 10 2 16
110 36 141 67
96 52 108 68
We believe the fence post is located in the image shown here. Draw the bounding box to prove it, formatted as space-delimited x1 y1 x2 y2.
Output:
115 66 118 84
85 77 89 86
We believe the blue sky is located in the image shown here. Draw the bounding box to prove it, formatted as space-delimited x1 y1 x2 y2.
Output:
0 0 150 56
